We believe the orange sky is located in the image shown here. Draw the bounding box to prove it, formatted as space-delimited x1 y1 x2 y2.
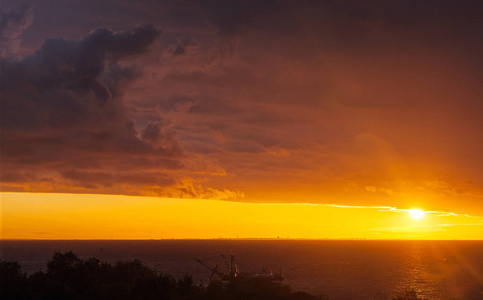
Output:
1 1 482 239
2 192 483 240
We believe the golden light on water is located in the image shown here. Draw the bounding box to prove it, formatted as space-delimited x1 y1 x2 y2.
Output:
409 209 425 220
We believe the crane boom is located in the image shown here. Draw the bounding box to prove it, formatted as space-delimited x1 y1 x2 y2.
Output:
195 258 225 279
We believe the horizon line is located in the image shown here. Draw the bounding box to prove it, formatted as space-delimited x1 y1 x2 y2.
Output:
2 238 482 241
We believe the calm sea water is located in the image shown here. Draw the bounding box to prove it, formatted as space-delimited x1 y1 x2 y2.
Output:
1 240 483 299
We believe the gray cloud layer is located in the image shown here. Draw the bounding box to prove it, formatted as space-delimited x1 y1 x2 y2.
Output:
0 24 188 194
0 1 482 211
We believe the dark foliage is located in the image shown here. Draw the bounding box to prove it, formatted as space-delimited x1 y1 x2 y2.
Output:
0 261 29 300
0 252 327 300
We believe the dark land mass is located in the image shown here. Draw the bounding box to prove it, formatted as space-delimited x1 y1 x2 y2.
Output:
1 251 420 300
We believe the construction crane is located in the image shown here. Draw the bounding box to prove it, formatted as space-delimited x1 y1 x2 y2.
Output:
195 252 283 282
195 258 226 281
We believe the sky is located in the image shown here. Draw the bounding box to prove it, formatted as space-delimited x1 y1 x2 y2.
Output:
1 0 482 239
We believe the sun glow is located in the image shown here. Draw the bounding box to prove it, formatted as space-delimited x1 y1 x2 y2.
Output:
3 193 483 240
409 209 425 220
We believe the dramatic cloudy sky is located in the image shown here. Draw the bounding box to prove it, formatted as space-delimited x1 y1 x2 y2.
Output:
1 0 482 216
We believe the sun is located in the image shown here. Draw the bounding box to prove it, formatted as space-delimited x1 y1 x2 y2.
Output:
408 209 425 220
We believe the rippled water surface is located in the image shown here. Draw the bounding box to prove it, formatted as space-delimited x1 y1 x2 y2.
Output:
2 240 483 299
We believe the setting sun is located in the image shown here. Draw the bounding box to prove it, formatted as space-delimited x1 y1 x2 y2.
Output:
409 209 425 220
1 2 483 299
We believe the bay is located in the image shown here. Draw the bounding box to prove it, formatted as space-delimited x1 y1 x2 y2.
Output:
2 240 483 299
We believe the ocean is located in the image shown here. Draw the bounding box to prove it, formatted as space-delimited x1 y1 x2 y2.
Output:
1 240 483 299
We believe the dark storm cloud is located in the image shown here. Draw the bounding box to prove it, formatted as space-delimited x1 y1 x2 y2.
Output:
200 0 278 36
0 25 187 194
61 170 176 188
2 24 160 106
0 4 33 56
168 36 198 56
0 0 482 209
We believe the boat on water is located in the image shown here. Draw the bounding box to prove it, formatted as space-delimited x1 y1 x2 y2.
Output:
195 252 284 282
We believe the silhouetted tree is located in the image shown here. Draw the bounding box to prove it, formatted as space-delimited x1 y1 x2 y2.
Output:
0 261 29 300
0 252 329 300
